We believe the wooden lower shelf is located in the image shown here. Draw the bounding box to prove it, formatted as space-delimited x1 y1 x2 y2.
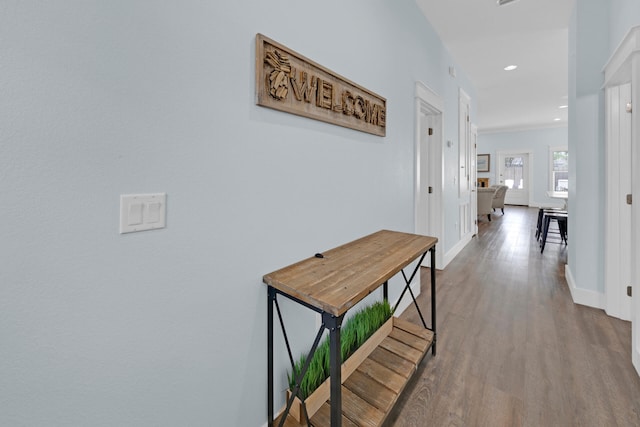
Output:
277 317 434 427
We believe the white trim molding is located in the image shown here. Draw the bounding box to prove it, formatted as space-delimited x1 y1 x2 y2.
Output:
565 265 605 310
603 26 640 87
415 81 444 111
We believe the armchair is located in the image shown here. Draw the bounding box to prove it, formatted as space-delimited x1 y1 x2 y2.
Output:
477 187 497 222
490 185 508 214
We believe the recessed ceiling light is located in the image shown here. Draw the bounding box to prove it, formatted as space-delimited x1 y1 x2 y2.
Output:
554 118 562 121
559 105 568 109
504 65 518 71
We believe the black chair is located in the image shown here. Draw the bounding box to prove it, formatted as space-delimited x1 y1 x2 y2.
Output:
540 211 568 253
536 207 563 240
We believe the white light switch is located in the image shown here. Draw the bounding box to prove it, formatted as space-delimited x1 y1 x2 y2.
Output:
128 203 144 225
147 202 161 223
120 193 167 234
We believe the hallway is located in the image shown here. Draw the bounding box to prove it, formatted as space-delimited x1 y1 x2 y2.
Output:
389 206 640 426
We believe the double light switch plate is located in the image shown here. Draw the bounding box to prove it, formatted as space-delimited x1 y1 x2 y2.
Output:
119 193 166 234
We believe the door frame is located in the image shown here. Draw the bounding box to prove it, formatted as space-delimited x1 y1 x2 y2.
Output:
603 25 639 375
497 150 533 206
414 81 444 269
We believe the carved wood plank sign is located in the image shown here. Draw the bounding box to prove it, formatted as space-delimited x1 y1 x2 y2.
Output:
255 34 386 137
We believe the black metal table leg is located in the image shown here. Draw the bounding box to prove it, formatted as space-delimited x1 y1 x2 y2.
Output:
324 312 344 427
430 247 437 356
268 287 275 427
383 281 388 302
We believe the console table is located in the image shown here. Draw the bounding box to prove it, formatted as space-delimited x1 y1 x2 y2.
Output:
264 230 437 427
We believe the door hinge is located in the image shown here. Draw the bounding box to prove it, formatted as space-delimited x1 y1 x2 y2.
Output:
428 127 433 135
627 285 632 297
627 194 632 205
428 186 433 194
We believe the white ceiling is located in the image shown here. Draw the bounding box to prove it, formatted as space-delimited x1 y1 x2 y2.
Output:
416 0 576 133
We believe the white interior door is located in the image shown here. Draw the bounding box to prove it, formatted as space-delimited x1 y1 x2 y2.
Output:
605 83 632 321
414 82 444 269
498 151 531 206
459 89 472 238
471 125 478 235
631 57 640 376
603 27 639 377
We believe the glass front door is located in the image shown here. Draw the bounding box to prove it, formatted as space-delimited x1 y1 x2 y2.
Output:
498 152 530 206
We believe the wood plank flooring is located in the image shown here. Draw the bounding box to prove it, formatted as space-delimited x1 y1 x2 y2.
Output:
386 206 640 427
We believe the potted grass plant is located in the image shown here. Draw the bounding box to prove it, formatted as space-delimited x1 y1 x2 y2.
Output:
285 300 393 422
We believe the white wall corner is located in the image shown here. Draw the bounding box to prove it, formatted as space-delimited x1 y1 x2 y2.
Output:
564 264 605 309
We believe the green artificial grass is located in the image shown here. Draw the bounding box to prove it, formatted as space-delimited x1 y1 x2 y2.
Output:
287 300 392 400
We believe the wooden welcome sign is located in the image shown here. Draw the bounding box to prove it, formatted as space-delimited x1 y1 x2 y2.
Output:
255 34 386 137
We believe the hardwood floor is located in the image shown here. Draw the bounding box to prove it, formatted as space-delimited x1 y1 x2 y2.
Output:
386 206 640 427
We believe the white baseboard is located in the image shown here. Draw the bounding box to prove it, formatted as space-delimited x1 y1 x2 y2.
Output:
443 233 473 269
564 264 605 309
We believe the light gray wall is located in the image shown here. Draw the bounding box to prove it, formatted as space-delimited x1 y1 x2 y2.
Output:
567 0 640 296
477 127 568 208
0 1 475 426
608 0 640 54
568 0 609 295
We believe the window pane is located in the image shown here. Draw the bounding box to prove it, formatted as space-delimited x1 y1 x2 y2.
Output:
554 172 568 191
552 151 568 191
553 151 568 171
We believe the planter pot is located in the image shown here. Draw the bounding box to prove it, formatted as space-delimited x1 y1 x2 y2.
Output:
285 316 395 424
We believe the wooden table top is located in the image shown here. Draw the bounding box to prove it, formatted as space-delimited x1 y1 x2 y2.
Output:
263 230 437 316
